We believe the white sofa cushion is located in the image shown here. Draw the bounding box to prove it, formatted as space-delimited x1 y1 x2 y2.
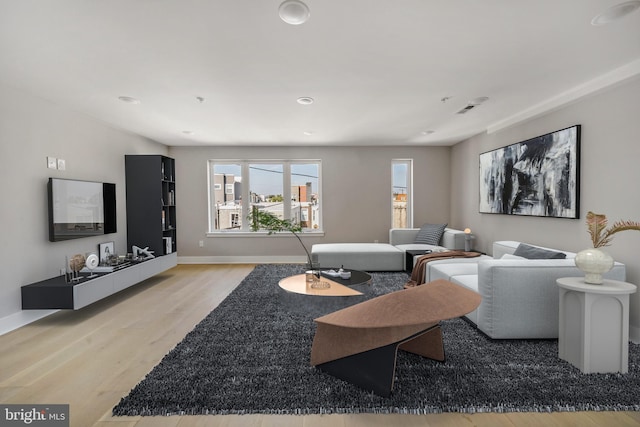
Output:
431 263 479 281
394 243 446 252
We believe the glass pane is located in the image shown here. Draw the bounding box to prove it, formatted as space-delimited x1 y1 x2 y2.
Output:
392 162 408 228
291 163 320 230
249 164 284 229
212 163 242 230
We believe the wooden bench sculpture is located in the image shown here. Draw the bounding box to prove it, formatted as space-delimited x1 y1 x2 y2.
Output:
310 279 481 396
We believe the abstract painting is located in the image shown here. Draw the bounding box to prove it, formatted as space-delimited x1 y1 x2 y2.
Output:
479 125 580 218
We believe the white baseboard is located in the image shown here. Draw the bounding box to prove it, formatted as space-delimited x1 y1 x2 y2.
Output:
0 309 59 336
177 255 307 264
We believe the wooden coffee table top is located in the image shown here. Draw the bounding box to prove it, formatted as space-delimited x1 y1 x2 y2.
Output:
278 269 372 297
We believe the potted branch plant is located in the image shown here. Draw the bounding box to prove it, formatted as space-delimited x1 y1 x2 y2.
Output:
575 211 640 284
248 208 314 269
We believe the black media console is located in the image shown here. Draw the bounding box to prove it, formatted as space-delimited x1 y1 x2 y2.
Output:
21 253 177 310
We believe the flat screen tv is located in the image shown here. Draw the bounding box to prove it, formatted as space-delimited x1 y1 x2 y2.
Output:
48 178 117 242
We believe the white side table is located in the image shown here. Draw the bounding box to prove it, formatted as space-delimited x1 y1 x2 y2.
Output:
557 277 636 373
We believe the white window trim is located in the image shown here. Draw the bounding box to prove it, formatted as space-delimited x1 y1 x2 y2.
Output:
207 159 322 235
392 159 413 228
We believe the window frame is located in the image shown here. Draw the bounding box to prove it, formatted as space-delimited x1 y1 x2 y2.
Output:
207 159 323 236
392 159 413 228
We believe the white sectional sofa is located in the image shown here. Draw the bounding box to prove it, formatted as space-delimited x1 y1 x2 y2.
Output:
426 241 626 339
311 227 466 272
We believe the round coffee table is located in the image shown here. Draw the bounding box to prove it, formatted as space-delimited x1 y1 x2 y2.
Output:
278 269 372 296
278 268 373 317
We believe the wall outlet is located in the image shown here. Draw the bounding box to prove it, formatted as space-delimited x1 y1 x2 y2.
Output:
198 240 204 247
47 157 57 169
374 239 379 244
57 158 66 170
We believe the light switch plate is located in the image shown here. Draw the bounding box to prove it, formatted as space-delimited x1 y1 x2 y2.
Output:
57 159 66 170
47 156 57 169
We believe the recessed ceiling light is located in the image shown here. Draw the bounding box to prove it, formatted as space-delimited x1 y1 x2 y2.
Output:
303 131 314 136
591 1 640 25
118 96 140 104
421 130 435 135
279 0 310 25
297 96 314 105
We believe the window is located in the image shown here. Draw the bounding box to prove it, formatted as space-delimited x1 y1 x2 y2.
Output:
208 160 322 233
392 159 412 228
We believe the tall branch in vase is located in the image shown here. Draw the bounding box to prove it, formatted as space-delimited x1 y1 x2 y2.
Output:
249 208 313 268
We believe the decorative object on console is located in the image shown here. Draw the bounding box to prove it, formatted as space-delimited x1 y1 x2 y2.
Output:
85 253 99 278
575 211 640 284
479 125 580 218
464 228 475 251
133 245 155 260
99 241 115 265
68 253 85 282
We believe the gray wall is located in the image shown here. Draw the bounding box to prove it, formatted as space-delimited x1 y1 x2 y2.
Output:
0 83 167 322
5 73 638 336
170 145 451 261
449 75 640 335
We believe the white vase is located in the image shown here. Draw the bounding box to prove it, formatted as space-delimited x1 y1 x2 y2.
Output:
574 248 614 284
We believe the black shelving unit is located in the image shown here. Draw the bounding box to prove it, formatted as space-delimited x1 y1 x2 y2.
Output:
125 155 177 257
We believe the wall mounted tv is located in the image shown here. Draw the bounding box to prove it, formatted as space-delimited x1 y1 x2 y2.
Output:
48 178 117 242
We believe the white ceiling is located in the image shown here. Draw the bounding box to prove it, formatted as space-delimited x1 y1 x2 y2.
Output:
1 0 639 147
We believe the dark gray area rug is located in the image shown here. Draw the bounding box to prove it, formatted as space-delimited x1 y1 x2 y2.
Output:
113 264 640 416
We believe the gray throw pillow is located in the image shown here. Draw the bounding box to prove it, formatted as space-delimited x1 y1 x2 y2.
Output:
513 243 567 259
414 223 447 245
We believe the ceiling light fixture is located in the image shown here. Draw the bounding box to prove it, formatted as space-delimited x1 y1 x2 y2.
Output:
456 97 489 115
279 0 310 25
118 96 140 104
297 96 314 105
182 130 195 135
303 131 314 136
591 1 640 25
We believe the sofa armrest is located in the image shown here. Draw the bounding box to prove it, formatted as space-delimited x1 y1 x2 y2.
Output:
389 228 419 246
441 228 465 250
475 259 626 338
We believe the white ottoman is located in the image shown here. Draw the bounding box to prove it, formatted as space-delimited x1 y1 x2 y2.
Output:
311 243 404 272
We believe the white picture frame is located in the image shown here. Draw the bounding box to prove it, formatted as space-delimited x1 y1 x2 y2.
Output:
99 241 115 264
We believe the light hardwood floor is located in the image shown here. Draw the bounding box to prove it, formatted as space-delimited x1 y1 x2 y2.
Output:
1 264 639 427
